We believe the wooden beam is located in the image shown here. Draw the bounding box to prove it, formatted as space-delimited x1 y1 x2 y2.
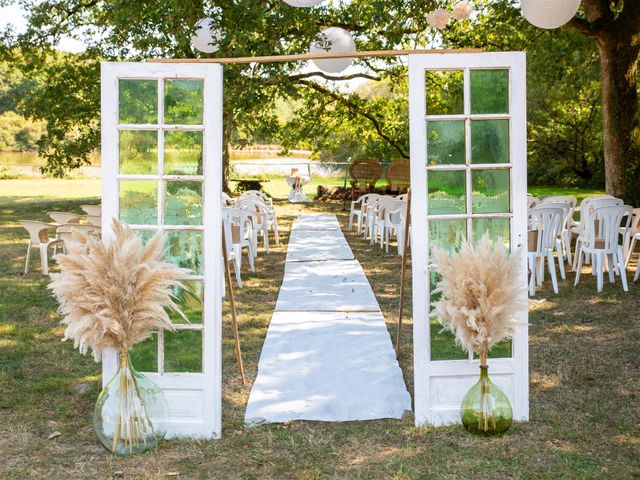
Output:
146 48 482 65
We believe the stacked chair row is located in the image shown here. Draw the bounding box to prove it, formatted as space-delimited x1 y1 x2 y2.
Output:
20 204 102 275
349 193 409 256
527 194 640 296
221 190 280 288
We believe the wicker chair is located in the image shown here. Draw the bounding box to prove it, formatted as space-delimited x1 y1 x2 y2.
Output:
348 159 382 199
385 159 410 194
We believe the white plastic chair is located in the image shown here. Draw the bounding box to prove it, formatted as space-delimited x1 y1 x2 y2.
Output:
383 200 408 255
574 204 632 293
375 199 405 249
222 207 256 288
572 197 623 271
539 196 576 263
527 206 564 296
48 212 83 225
80 204 101 216
527 194 538 210
222 192 235 206
85 215 102 227
624 208 640 267
366 195 394 244
534 202 570 280
349 193 379 234
239 191 279 244
237 197 270 253
19 221 63 275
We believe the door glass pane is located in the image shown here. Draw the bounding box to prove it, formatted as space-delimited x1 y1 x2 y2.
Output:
471 120 509 164
425 70 464 115
164 330 202 372
166 230 203 274
427 121 465 165
428 170 466 214
119 180 158 225
119 130 158 174
164 131 203 175
164 182 203 225
428 219 466 254
429 271 467 361
170 280 203 324
470 69 509 114
119 79 158 124
472 169 510 213
473 217 510 248
130 333 158 372
164 80 204 125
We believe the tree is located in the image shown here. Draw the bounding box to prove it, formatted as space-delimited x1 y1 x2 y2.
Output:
1 0 437 188
569 0 640 205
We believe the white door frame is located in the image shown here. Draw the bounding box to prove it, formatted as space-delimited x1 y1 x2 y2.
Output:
408 52 529 426
101 62 223 438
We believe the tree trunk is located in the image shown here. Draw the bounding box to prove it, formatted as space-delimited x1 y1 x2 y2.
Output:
596 36 640 205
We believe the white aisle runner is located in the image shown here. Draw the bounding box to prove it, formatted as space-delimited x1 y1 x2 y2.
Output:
245 214 412 425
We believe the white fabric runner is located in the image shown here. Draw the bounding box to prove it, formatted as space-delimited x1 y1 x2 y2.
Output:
286 228 354 262
245 214 412 425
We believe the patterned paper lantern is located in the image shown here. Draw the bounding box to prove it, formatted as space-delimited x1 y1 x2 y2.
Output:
191 18 221 54
283 0 324 6
520 0 581 29
309 27 356 74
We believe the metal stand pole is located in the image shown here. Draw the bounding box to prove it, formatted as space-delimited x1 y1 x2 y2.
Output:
396 189 412 359
221 226 247 385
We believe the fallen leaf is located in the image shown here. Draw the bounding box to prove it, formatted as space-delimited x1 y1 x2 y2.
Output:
47 431 62 440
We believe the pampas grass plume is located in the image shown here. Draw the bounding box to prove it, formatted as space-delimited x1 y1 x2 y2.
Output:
49 220 189 360
432 234 526 357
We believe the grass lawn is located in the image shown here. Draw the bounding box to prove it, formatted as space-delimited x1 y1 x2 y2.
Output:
1 179 639 479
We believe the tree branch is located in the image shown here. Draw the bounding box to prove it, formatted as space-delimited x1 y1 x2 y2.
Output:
296 79 410 159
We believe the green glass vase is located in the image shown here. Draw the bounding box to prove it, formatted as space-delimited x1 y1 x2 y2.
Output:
93 354 169 455
460 364 513 435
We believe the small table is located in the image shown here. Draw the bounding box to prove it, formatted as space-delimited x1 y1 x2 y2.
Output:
231 178 270 193
286 175 310 203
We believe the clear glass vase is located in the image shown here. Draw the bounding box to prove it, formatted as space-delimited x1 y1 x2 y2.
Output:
460 364 513 435
93 354 169 455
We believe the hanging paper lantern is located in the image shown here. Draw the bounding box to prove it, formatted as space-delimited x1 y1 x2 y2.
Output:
309 27 356 74
521 0 581 29
427 8 451 30
283 0 324 6
451 1 474 21
191 18 221 54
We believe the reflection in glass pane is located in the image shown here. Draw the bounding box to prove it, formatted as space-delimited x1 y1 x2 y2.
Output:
166 231 203 274
164 131 203 175
488 339 512 358
119 181 158 225
133 229 158 245
164 182 203 225
473 218 510 248
170 280 203 324
119 130 158 174
130 333 158 372
470 69 509 114
425 70 464 115
164 80 204 125
427 121 465 165
471 120 509 164
429 219 466 254
472 169 510 214
164 330 202 372
429 271 467 360
428 170 466 214
119 79 158 124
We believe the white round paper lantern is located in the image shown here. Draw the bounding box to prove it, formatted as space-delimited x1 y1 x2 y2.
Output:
283 0 324 6
309 27 356 74
521 0 581 29
191 18 221 54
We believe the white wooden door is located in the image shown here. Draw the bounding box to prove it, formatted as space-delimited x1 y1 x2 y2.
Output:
101 62 223 438
408 52 529 426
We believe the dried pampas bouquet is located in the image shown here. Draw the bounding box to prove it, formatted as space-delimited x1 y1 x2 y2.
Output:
49 220 188 455
432 234 526 363
432 234 526 434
